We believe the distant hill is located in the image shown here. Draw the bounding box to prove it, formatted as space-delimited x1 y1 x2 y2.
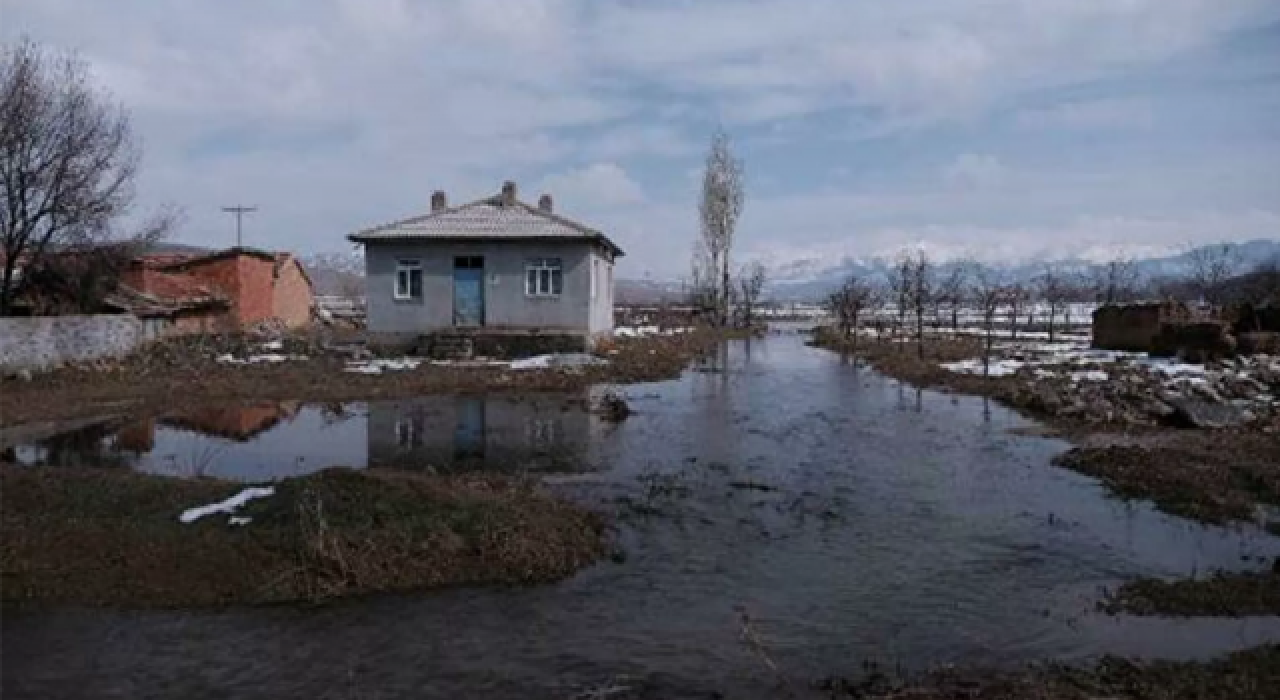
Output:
302 252 364 297
760 239 1280 301
302 240 1280 304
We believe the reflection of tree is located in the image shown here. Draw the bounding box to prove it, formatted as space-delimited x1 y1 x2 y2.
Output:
27 421 135 468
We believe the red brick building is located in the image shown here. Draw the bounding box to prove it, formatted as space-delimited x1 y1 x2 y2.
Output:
121 247 314 332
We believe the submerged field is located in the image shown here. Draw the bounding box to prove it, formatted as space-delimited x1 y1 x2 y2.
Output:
4 329 1280 698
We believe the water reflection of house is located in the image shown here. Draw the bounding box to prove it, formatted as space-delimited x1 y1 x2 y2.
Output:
160 402 302 441
114 402 302 452
368 394 594 472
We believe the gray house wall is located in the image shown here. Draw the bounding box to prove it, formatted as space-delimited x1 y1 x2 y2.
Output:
587 248 615 335
364 240 615 343
366 394 594 472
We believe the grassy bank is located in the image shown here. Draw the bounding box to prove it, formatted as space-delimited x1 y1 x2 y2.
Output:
0 467 605 607
1053 437 1280 526
1104 566 1280 617
0 330 720 428
821 644 1280 699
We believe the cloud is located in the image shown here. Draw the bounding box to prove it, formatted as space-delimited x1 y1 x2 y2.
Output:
1015 98 1156 130
4 0 1278 278
942 154 1008 188
539 163 646 207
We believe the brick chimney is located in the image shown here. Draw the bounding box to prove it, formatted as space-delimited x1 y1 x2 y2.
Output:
431 190 447 213
501 180 517 207
538 194 553 213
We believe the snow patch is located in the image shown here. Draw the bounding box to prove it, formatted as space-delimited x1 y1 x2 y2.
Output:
217 353 308 365
344 357 423 374
1070 370 1110 382
938 358 1024 377
614 326 692 338
509 353 609 371
179 487 275 524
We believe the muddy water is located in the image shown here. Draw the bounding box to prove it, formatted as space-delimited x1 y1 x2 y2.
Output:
5 334 1280 699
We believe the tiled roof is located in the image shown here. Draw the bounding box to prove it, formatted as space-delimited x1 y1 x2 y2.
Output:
152 247 279 270
105 281 228 318
348 192 624 256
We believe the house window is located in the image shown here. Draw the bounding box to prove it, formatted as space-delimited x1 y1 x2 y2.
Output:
395 416 422 448
525 258 563 297
395 259 422 300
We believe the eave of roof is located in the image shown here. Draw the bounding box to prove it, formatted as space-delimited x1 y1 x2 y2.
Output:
347 194 625 257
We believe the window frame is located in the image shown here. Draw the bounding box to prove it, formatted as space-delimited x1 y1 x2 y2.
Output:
394 259 423 301
524 257 563 298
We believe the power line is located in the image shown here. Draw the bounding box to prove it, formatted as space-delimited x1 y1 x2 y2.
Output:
221 205 257 247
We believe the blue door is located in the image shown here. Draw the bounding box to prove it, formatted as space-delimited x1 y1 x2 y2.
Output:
453 396 486 461
453 256 484 326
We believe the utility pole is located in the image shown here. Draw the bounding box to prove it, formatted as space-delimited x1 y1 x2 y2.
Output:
221 205 257 247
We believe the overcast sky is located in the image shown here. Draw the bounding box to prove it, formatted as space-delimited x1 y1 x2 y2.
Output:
6 0 1280 278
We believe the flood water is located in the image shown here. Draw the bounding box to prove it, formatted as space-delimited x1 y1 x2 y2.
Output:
5 333 1280 699
1 394 600 479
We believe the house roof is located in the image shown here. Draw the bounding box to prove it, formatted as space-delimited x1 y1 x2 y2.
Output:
104 282 229 318
151 246 280 270
347 189 625 256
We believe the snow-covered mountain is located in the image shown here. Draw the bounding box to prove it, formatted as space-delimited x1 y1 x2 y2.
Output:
302 251 365 296
760 239 1280 301
310 239 1280 304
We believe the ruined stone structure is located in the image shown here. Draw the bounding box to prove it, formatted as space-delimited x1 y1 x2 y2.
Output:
1091 302 1191 353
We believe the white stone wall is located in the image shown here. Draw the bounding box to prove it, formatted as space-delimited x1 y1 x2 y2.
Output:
0 315 170 374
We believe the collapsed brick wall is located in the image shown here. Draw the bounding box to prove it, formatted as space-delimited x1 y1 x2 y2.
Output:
271 257 314 328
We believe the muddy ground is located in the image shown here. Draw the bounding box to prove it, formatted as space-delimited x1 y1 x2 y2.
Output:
812 328 1280 619
820 644 1280 699
0 330 718 428
0 466 605 607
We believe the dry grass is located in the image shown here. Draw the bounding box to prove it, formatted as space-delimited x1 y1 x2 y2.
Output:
1104 566 1280 617
0 330 720 428
820 645 1280 699
0 466 605 607
1052 432 1280 526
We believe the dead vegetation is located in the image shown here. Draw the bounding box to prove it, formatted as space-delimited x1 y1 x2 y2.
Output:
1052 435 1280 527
1104 564 1280 617
0 466 605 607
0 330 719 427
819 645 1280 699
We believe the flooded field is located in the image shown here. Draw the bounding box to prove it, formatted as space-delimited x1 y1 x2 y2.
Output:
4 334 1280 699
1 394 599 478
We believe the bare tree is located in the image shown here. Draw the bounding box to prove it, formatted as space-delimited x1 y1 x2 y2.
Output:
971 265 1007 377
1090 257 1138 306
1035 264 1070 342
1239 259 1280 308
736 261 766 328
906 250 933 359
824 274 878 351
688 240 718 316
886 251 912 338
1185 243 1239 309
22 228 165 313
1004 283 1030 342
935 261 970 331
1 38 172 315
698 128 744 326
